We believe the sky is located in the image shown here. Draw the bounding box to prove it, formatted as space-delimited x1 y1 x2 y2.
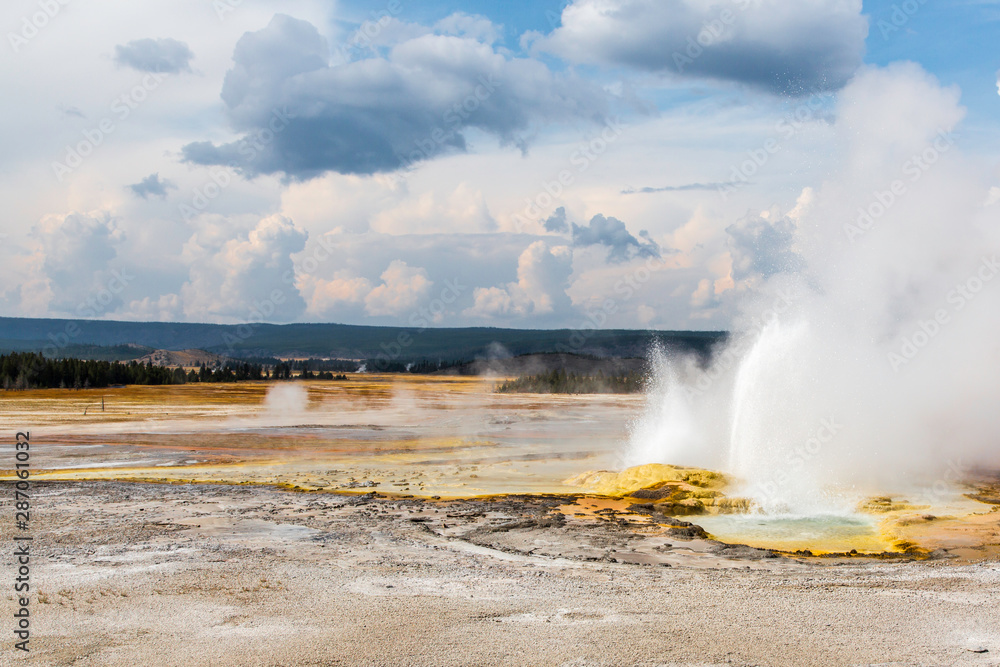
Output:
0 0 997 330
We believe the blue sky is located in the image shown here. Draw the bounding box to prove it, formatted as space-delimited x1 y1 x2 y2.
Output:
0 0 997 329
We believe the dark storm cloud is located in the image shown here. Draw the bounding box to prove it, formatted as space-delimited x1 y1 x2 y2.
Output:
114 38 194 74
532 0 868 95
572 214 660 263
128 173 177 199
181 14 608 179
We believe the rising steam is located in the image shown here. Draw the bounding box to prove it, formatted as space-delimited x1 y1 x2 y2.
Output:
628 64 1000 514
263 383 311 421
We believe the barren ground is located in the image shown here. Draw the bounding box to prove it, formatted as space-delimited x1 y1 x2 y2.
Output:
4 481 999 667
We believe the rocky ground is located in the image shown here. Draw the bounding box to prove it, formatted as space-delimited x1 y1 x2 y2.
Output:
4 481 1000 667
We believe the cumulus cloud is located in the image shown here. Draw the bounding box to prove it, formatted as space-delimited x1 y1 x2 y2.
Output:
180 214 308 322
126 294 184 322
114 38 194 74
572 214 660 262
531 0 868 94
544 206 569 233
182 14 607 179
465 241 573 319
364 260 433 316
128 173 177 199
301 271 373 316
725 209 802 282
435 13 502 44
30 211 126 315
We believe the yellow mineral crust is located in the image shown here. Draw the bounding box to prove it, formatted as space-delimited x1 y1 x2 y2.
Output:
564 464 726 496
563 464 747 515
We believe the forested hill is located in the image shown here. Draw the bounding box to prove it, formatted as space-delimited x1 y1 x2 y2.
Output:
0 317 726 362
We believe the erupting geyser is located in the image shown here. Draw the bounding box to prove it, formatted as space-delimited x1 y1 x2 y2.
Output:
627 63 1000 516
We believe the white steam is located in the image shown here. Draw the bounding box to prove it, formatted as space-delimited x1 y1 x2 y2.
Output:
628 63 1000 514
263 384 310 421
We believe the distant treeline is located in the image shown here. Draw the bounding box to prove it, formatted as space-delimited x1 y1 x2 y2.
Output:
243 357 469 374
0 353 350 390
495 369 646 395
1 352 186 390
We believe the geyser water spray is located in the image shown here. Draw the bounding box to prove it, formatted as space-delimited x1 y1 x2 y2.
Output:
627 63 1000 515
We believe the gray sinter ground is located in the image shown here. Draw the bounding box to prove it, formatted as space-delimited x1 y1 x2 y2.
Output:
3 481 999 667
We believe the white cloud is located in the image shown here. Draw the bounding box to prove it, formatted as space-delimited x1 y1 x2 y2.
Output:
370 182 497 234
126 293 184 321
435 13 502 44
179 214 308 322
28 211 126 315
302 271 373 316
364 260 433 316
465 241 573 319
